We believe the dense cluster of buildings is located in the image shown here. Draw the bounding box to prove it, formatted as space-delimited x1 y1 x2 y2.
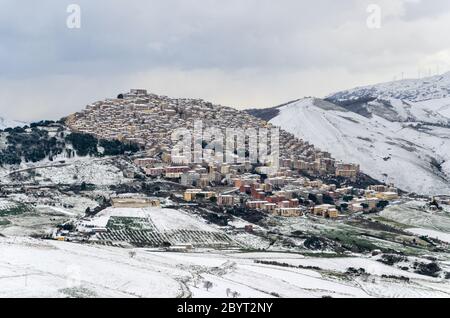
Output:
133 155 398 220
66 89 360 178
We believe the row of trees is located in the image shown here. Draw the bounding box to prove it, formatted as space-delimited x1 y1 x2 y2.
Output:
0 128 65 165
66 133 140 156
0 125 141 166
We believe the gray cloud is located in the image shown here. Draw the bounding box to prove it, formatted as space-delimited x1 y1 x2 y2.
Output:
0 0 449 121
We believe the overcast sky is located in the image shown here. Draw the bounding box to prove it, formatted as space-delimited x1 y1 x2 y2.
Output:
1 0 450 121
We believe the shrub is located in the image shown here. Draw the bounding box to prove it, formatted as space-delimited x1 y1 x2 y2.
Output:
65 133 98 156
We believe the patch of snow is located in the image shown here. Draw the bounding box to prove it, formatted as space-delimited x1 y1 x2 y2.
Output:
270 98 450 195
1 237 449 298
407 228 450 244
0 117 27 130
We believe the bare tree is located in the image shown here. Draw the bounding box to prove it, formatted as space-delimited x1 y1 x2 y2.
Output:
203 281 213 291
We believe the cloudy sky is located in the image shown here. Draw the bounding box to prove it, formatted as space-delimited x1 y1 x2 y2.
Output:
1 0 450 121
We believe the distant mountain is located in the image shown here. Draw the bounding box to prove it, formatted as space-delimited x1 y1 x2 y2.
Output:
0 117 27 130
327 72 450 103
326 72 450 123
247 73 450 195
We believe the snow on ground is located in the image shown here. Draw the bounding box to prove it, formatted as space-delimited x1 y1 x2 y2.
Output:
34 159 126 186
380 201 450 233
0 237 182 298
36 205 77 217
327 72 450 104
81 207 218 233
145 208 217 232
270 98 450 195
0 199 17 211
1 237 449 298
0 157 130 187
267 73 450 195
232 232 272 250
407 228 450 244
96 207 148 219
223 263 368 298
0 116 26 130
353 277 450 298
268 257 437 281
416 97 450 119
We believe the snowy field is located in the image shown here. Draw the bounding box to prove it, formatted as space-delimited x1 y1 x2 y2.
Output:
32 159 127 186
267 73 450 196
0 237 182 298
80 207 218 233
1 237 449 298
380 201 450 233
76 207 233 248
0 199 17 211
0 157 132 187
144 208 218 232
407 228 450 244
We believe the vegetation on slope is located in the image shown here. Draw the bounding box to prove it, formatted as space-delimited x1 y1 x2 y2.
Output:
0 121 141 166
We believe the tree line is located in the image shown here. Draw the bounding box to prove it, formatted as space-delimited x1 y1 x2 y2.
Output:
0 123 141 166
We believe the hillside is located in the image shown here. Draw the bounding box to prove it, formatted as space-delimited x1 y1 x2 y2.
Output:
248 73 450 195
2 230 450 297
0 121 141 167
327 72 450 110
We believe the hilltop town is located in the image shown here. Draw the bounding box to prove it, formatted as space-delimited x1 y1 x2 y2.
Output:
66 89 361 178
61 89 401 225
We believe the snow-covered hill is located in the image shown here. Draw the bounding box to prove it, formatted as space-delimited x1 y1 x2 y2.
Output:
264 73 450 195
2 236 449 298
0 116 26 129
328 72 450 105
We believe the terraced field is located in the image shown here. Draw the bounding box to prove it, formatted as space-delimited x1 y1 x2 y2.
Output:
96 228 235 248
88 208 238 248
0 200 29 217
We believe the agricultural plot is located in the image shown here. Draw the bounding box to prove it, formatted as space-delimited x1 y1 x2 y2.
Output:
0 200 29 217
89 208 238 248
97 228 170 247
107 216 157 231
0 199 16 210
378 201 450 246
262 208 450 258
165 230 234 247
380 201 450 233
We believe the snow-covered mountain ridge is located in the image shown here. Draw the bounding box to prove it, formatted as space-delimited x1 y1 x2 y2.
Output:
328 72 450 104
